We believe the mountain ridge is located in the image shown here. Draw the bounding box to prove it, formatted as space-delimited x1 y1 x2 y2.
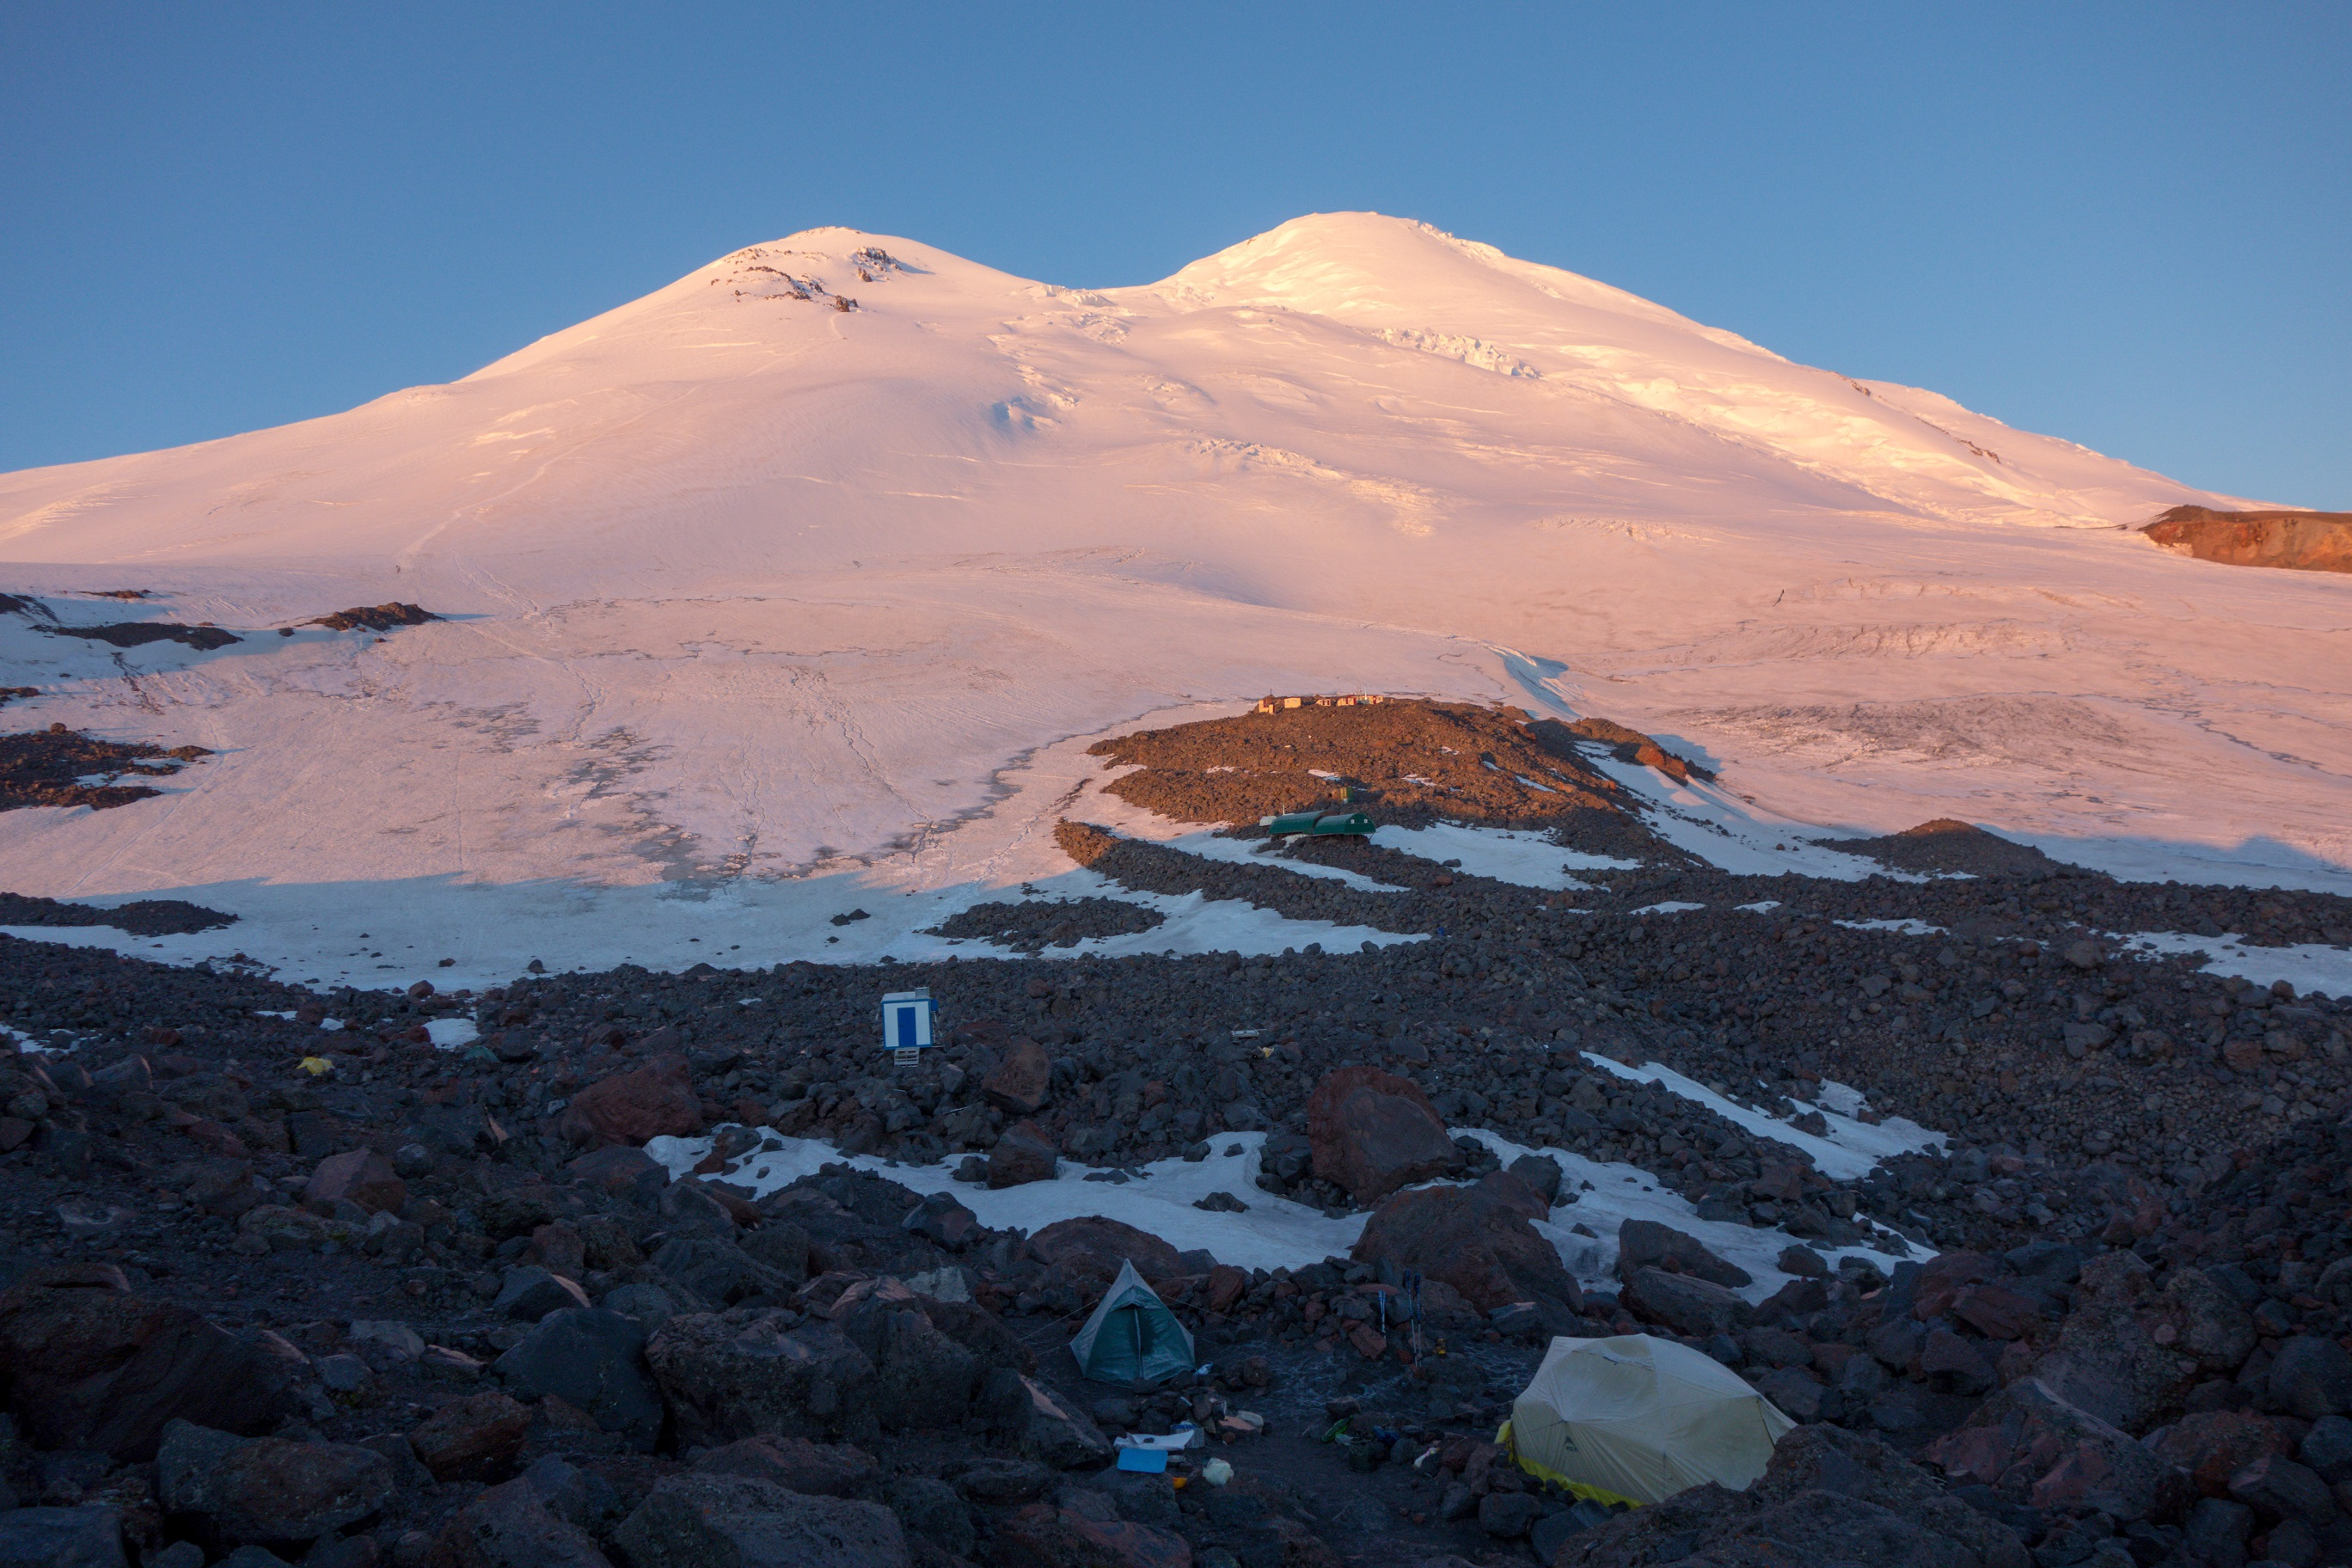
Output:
0 211 2340 986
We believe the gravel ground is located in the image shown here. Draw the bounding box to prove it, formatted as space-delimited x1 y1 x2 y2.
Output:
925 897 1166 953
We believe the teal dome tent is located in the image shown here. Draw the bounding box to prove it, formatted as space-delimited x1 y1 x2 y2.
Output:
1070 1259 1196 1387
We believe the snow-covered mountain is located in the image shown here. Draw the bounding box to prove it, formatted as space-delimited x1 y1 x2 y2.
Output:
0 213 2344 983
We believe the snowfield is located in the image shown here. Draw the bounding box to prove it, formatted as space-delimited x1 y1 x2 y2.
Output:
0 211 2346 989
642 1119 1924 1303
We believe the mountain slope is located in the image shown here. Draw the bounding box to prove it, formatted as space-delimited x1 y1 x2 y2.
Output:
0 212 2343 982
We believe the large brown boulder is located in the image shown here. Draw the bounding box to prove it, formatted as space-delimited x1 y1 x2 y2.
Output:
408 1391 532 1483
427 1474 613 1568
302 1148 406 1215
694 1436 880 1498
2149 1409 2294 1498
1025 1216 1185 1289
1307 1066 1455 1204
982 1038 1053 1117
559 1054 701 1148
987 1121 1058 1189
0 1265 303 1461
2032 1301 2196 1433
1621 1268 1751 1338
1351 1171 1580 1315
1559 1424 2030 1568
615 1473 908 1568
1617 1219 1752 1289
1924 1378 2189 1521
646 1314 879 1448
156 1419 395 1545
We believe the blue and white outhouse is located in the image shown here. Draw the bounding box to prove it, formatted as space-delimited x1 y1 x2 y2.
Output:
880 989 936 1051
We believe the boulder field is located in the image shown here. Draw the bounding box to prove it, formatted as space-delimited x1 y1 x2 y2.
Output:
1 740 2350 1560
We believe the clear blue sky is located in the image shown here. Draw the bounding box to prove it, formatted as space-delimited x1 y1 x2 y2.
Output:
3 3 2346 505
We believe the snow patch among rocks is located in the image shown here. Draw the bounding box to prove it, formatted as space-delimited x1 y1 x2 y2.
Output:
646 1128 1361 1275
651 1105 1934 1305
1375 822 1631 889
1838 917 1945 936
2111 929 2352 998
1582 1052 1944 1181
1452 1127 1916 1301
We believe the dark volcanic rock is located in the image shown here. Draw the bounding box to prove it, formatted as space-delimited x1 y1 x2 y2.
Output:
844 1301 983 1430
407 1391 530 1483
613 1473 908 1568
982 1037 1053 1116
1086 696 1655 841
1351 1171 1581 1315
0 727 212 812
302 1148 406 1215
493 1307 664 1451
1924 1377 2184 1520
1617 1217 1753 1289
1840 818 2061 879
983 1371 1112 1470
1307 1064 1456 1204
987 1119 1059 1188
2268 1332 2352 1420
557 1053 701 1148
1026 1215 1185 1289
693 1436 879 1498
2149 1408 2290 1498
2225 1452 2336 1528
932 897 1164 953
0 1504 130 1567
491 1265 592 1321
0 1266 302 1460
44 621 239 651
426 1475 612 1568
996 1502 1190 1568
308 603 440 632
156 1419 395 1544
646 1313 878 1448
1620 1266 1751 1338
0 889 234 935
1564 1424 2028 1568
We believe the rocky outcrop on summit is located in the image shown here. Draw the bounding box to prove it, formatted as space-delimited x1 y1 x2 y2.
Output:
0 888 234 934
1087 698 1671 861
0 726 211 812
305 602 440 632
40 621 238 651
1841 819 2062 879
2145 505 2352 573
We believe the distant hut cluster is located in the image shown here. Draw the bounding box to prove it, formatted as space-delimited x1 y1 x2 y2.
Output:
1253 693 1389 714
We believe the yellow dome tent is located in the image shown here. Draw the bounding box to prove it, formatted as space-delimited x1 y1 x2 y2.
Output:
1502 1333 1794 1506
